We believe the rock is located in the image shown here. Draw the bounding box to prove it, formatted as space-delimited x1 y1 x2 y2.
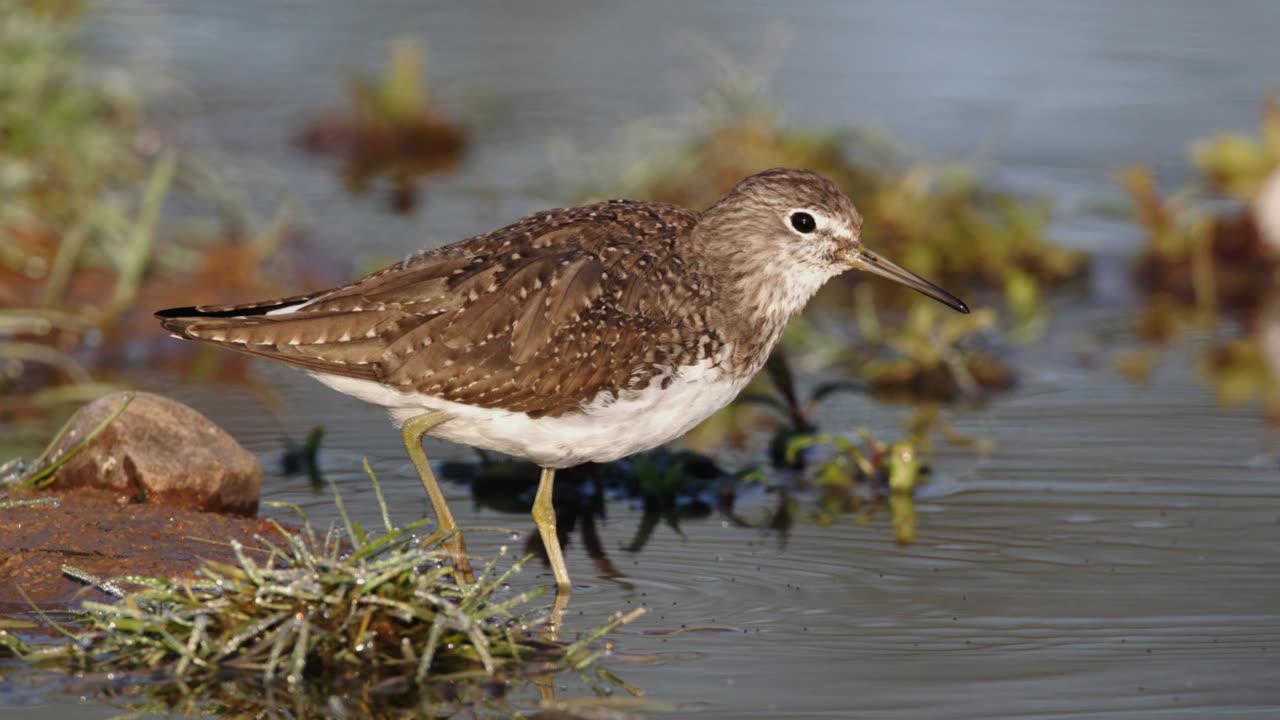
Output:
40 391 260 516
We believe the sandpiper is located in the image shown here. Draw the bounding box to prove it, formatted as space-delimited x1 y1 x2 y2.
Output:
157 168 968 591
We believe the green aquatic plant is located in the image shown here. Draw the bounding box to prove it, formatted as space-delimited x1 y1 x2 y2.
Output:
1109 292 1280 420
351 36 440 125
9 464 642 710
0 0 143 291
686 311 1003 473
1112 306 1280 421
0 0 141 419
900 403 997 457
0 2 224 316
851 297 1013 404
785 429 928 544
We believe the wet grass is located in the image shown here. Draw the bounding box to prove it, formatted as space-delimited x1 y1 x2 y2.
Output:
4 466 642 714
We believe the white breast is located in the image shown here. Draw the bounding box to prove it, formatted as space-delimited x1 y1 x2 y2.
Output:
308 357 750 468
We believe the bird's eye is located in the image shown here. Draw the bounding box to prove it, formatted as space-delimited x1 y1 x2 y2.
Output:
790 211 817 234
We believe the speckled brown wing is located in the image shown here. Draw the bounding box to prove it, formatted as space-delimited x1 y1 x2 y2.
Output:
157 201 725 417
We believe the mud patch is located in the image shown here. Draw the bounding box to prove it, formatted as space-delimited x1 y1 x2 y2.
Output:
0 489 287 613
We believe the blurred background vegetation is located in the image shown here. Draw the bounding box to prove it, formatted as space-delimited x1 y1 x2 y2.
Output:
1 0 315 450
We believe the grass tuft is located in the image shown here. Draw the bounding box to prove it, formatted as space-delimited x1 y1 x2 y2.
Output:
8 469 643 710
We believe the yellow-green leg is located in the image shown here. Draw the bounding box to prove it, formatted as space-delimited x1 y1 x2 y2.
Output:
533 466 571 592
401 411 473 584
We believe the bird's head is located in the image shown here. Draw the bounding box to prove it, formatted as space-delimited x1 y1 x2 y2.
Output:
698 168 969 314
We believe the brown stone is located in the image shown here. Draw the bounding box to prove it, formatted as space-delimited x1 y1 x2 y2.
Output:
39 391 260 516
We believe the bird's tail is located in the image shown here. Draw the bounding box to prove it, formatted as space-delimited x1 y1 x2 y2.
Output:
154 292 382 380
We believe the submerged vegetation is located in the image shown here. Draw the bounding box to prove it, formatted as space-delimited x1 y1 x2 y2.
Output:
297 36 468 214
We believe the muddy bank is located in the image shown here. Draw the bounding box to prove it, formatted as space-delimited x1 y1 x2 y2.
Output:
0 489 288 613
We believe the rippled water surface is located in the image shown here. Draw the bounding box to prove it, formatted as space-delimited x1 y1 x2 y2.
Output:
8 1 1280 718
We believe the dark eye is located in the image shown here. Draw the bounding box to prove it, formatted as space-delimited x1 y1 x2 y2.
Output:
790 211 816 234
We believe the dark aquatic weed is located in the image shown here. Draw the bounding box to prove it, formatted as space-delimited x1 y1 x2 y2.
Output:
732 350 863 470
279 424 327 485
618 450 722 554
9 464 644 711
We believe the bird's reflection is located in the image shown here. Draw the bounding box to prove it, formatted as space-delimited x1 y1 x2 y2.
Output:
442 449 737 589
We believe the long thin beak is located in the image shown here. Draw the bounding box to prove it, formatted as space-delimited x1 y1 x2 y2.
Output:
848 247 970 314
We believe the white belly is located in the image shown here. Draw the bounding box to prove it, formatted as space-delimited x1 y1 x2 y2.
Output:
308 359 749 468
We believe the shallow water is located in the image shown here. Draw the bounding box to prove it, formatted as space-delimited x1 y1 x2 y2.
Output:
7 1 1280 717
